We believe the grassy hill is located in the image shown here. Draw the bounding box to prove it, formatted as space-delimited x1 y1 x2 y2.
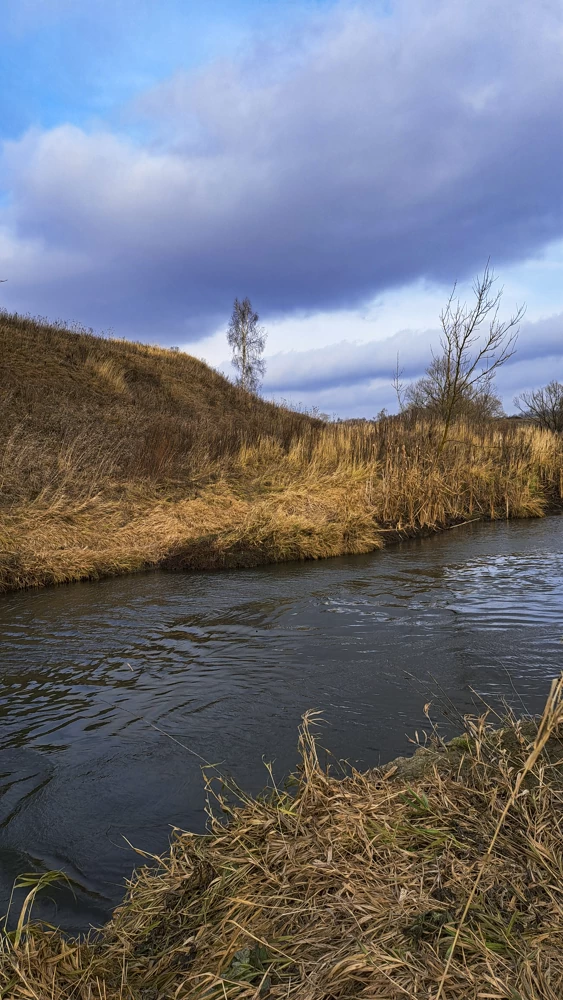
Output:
1 309 562 593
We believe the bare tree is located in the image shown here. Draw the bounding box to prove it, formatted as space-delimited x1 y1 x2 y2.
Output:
403 263 523 452
514 380 563 432
404 355 504 420
392 352 407 412
227 297 267 393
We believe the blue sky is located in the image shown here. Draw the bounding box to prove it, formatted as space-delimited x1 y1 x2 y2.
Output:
1 0 562 416
1 0 339 138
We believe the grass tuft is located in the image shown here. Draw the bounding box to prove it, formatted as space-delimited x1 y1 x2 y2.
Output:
2 680 563 998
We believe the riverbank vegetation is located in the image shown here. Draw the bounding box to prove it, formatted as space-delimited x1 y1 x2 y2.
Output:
515 380 563 433
2 679 563 998
1 308 563 593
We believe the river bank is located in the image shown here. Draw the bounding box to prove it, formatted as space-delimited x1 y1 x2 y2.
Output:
2 310 563 595
2 515 562 943
2 680 563 999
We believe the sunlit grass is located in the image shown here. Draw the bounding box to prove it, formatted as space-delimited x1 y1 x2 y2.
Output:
1 308 562 593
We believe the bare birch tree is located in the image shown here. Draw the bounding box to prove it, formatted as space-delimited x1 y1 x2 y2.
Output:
227 297 267 393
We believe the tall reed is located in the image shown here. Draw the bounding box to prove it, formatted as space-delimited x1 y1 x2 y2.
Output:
1 310 562 592
2 683 563 998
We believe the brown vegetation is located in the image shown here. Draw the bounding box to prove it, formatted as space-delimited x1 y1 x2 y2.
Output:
2 680 563 998
1 309 562 594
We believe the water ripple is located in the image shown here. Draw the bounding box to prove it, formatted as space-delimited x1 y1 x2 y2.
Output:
0 516 561 932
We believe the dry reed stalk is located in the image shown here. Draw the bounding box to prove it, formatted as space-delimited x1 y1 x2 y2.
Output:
434 674 563 1000
2 682 563 998
2 308 562 593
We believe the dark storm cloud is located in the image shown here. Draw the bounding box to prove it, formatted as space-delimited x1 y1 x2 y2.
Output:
0 0 562 340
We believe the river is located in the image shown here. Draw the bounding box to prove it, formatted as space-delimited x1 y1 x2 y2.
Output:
0 517 561 933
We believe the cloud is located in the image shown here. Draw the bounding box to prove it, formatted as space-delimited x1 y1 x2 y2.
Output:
0 0 561 341
251 311 563 417
262 329 433 391
269 379 397 421
260 312 562 392
508 313 563 366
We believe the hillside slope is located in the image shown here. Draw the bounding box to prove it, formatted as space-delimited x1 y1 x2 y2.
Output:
2 310 315 489
1 309 562 592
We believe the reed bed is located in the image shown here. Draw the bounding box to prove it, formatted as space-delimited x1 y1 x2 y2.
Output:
2 679 563 999
1 309 563 592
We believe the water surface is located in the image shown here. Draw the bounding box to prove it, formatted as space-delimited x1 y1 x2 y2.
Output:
0 517 561 932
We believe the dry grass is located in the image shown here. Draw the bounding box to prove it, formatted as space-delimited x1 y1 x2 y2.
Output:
3 680 563 999
1 309 563 593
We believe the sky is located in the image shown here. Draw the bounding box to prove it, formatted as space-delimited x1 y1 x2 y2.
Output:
1 0 562 417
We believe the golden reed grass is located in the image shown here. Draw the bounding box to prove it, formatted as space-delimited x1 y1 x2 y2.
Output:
1 308 562 593
2 681 563 998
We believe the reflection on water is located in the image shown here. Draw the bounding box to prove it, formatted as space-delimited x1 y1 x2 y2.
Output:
0 517 561 932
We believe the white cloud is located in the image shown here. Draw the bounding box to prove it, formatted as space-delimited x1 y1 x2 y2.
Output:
195 307 563 418
0 0 560 344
